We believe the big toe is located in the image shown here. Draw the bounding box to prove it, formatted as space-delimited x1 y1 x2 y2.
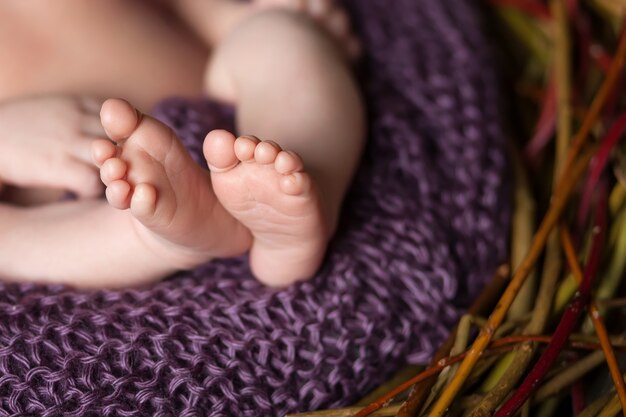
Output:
91 139 117 167
203 130 239 172
100 98 140 141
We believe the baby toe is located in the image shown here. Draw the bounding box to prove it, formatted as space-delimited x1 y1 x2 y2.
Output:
100 98 140 142
204 130 239 172
105 179 131 209
280 172 311 196
91 139 117 167
235 136 261 162
275 150 304 174
100 158 127 185
130 183 158 220
254 140 282 164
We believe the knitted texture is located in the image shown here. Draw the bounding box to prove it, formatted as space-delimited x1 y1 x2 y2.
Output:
0 0 510 416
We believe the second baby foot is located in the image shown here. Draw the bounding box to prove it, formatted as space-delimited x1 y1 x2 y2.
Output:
204 130 329 286
92 99 251 269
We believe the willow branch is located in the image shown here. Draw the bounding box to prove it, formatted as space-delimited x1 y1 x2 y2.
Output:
561 226 626 415
493 186 608 417
394 265 509 417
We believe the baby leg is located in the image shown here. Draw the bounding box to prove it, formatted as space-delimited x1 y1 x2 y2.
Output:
0 99 252 288
204 10 365 285
0 200 178 287
172 0 359 58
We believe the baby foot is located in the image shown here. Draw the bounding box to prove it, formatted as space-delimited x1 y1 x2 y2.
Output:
253 0 361 59
203 130 329 286
92 99 251 269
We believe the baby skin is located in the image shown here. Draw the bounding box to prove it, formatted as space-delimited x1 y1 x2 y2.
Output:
94 99 327 286
0 1 364 287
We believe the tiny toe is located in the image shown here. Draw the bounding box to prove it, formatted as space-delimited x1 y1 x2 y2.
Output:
105 179 131 209
235 136 261 162
280 172 311 195
275 150 304 174
130 183 158 219
100 158 127 185
203 130 239 172
254 140 282 164
100 98 140 142
92 139 117 167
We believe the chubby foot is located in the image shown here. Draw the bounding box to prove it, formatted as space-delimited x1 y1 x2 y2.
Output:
92 99 251 269
204 130 329 286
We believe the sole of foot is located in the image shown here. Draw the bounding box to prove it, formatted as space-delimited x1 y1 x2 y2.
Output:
92 98 251 269
203 129 329 286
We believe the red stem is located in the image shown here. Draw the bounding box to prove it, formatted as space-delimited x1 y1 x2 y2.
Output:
493 184 608 417
577 112 626 229
352 332 623 417
525 79 557 161
570 2 592 103
591 44 613 74
570 363 587 414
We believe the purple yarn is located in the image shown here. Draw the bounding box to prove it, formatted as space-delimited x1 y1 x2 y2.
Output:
0 0 509 416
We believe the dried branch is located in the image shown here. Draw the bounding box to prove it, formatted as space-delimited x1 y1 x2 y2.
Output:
394 265 510 417
560 226 626 415
578 391 618 417
424 147 592 417
508 144 537 319
425 21 626 417
533 349 606 402
492 186 608 417
560 24 626 184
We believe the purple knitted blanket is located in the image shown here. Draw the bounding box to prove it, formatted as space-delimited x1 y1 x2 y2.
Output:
0 0 509 415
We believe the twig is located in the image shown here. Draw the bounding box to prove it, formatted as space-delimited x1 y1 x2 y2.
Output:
524 78 557 160
561 226 626 415
420 315 473 412
535 397 561 417
497 6 551 66
552 0 573 179
571 376 587 415
352 332 621 417
492 185 608 417
560 23 626 185
597 394 625 417
508 145 537 319
493 334 626 351
533 349 606 402
598 298 626 308
394 265 510 417
355 366 424 407
424 149 591 417
578 112 626 228
467 343 534 417
470 219 563 415
426 20 626 417
578 391 618 417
